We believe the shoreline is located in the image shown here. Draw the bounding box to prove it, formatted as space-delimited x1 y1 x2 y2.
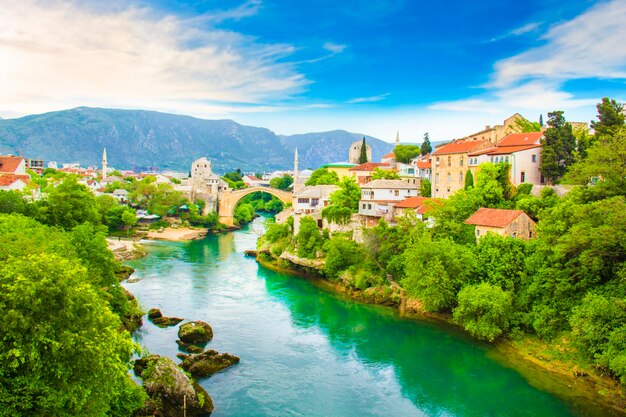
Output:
146 226 208 241
256 253 626 416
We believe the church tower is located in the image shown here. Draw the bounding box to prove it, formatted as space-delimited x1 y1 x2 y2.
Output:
102 147 108 179
395 130 400 147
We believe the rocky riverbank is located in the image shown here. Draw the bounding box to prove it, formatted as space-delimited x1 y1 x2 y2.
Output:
146 227 208 241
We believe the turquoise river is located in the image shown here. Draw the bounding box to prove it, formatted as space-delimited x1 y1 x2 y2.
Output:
124 216 609 417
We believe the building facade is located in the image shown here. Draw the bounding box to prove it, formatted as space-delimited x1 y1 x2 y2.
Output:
358 179 419 226
465 208 536 240
348 139 372 164
431 140 490 199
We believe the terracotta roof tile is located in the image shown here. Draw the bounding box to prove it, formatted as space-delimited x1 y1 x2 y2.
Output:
395 197 431 208
497 132 542 147
416 161 431 169
349 162 391 171
432 140 490 155
464 207 529 228
0 174 30 186
382 152 395 158
0 156 24 174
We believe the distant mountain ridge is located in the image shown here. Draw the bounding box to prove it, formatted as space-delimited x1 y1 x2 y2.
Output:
0 107 394 172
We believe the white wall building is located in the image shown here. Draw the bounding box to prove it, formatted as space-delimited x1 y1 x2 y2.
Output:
358 179 419 227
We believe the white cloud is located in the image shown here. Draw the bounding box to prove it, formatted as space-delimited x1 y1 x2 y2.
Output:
432 0 626 118
491 0 626 88
347 93 390 104
0 0 307 118
510 22 541 36
323 42 347 54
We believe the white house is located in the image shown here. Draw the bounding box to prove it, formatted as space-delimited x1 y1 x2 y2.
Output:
293 185 338 215
358 179 419 227
0 175 29 191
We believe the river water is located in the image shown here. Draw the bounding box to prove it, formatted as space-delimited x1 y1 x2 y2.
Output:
124 216 595 417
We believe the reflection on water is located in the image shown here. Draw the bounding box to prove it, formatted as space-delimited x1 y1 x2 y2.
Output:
125 216 586 417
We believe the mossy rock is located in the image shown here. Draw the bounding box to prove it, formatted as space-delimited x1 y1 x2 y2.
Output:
177 339 205 354
147 308 162 319
178 350 240 378
115 264 135 281
152 316 184 328
178 321 213 344
134 354 214 417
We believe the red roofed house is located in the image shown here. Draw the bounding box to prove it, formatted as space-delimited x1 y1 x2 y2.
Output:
431 140 491 199
358 179 419 227
0 156 30 191
242 175 266 187
465 208 536 240
381 152 396 164
468 132 544 186
349 162 394 185
394 196 443 226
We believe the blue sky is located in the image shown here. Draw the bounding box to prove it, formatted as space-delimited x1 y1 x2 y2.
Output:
1 0 625 141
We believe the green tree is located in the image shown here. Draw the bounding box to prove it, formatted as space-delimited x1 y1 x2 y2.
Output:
371 167 400 180
296 216 324 258
420 178 431 197
0 190 26 214
223 170 243 183
234 203 255 224
121 209 137 235
540 111 576 184
394 145 421 163
358 137 369 164
474 234 528 293
511 117 542 133
421 132 432 156
324 236 364 278
270 174 293 190
33 177 100 230
454 283 513 342
591 97 624 137
565 125 626 194
570 294 626 383
322 177 361 225
464 169 474 190
305 168 340 186
402 237 476 311
0 253 145 416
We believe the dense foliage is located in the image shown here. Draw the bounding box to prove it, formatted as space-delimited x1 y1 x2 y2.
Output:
394 145 421 163
305 167 340 186
321 177 361 225
420 133 432 156
371 167 400 180
269 174 293 190
358 138 369 164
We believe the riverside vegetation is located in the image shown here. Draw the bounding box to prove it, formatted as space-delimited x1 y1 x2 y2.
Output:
257 99 626 410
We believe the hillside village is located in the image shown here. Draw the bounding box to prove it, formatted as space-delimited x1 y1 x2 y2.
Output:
0 111 585 240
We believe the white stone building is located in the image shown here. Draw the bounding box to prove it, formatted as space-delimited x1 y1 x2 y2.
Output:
358 179 419 227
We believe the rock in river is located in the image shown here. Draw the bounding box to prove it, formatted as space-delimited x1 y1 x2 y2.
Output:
178 350 240 378
176 339 205 354
178 321 213 344
134 354 213 417
148 308 184 328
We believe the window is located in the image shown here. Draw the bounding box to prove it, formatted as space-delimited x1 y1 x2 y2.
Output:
298 198 309 204
505 156 510 163
520 171 526 182
447 173 451 183
311 198 319 207
532 154 537 163
476 229 480 236
460 157 464 167
459 172 463 182
435 173 439 184
447 156 452 165
394 190 399 196
529 231 533 238
511 232 517 238
368 204 372 210
362 203 366 209
490 156 494 162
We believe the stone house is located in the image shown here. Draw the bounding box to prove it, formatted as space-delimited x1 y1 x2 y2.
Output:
464 208 536 240
348 140 372 164
349 162 394 185
393 196 442 226
431 140 491 199
293 185 338 215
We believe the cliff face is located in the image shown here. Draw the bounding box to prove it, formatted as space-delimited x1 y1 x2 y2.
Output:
0 107 393 172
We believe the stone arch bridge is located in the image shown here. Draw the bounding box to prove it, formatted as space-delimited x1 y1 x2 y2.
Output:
218 187 292 226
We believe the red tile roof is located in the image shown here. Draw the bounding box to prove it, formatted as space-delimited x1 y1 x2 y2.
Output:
245 176 262 181
382 152 395 158
432 140 490 155
0 174 30 186
0 156 24 174
497 132 542 147
350 162 391 171
395 196 430 208
464 208 528 228
416 161 431 169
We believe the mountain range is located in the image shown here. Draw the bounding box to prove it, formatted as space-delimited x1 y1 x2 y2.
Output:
0 107 396 172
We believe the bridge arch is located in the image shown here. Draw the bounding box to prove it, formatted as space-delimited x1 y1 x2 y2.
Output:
217 187 292 226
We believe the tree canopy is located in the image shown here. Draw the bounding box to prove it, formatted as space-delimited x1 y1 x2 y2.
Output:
394 145 421 163
305 167 340 186
421 133 432 156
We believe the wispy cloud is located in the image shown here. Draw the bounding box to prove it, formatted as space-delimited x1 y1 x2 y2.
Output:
188 0 263 24
432 0 626 114
323 42 347 54
0 0 307 118
487 21 542 43
347 93 390 104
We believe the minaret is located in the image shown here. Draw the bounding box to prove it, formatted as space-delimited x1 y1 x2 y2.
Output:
395 130 400 147
102 147 108 179
293 148 301 193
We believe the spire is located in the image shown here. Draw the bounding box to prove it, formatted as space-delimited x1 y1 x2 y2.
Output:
293 148 300 193
102 147 108 179
395 130 400 147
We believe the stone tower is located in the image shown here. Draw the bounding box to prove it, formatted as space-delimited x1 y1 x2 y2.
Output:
349 139 372 164
102 147 107 179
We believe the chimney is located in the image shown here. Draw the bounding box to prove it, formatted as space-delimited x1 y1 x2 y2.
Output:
485 125 490 130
